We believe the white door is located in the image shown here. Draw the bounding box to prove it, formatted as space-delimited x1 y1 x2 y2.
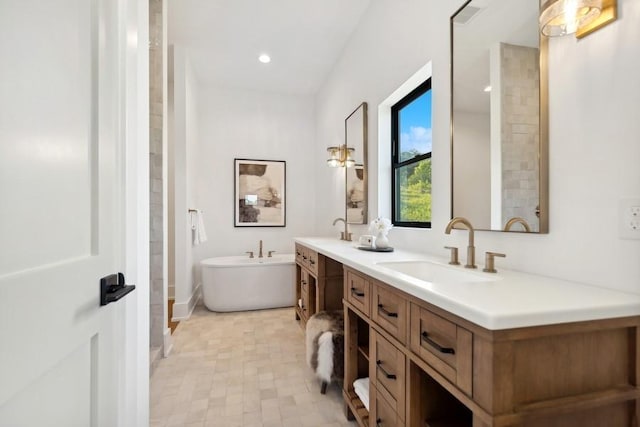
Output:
0 0 148 426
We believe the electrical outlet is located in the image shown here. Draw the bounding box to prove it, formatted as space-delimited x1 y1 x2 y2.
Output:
619 198 640 240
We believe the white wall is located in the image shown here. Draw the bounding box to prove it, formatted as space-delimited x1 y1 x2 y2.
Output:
192 86 317 274
315 0 640 293
168 46 200 319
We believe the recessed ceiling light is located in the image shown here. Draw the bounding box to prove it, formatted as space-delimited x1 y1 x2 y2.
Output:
484 85 492 92
258 54 271 64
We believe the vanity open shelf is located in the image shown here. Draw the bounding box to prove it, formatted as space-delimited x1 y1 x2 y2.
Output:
344 306 371 427
294 243 343 328
294 239 640 427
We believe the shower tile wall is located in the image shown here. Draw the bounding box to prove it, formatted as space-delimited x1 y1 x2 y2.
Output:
150 0 164 349
500 43 540 231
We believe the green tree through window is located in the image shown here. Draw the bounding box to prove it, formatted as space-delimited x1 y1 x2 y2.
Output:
392 79 432 227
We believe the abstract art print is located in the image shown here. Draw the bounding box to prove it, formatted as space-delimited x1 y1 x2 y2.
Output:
234 159 286 227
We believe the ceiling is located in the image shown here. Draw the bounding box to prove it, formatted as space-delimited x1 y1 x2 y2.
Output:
168 0 371 95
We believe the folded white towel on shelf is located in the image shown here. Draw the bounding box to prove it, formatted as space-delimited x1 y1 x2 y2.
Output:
353 377 370 411
191 209 208 245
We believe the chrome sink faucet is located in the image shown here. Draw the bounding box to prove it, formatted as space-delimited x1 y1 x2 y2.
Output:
258 239 263 258
445 217 476 269
333 217 352 241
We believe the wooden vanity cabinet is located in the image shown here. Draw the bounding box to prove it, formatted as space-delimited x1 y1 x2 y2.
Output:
471 317 640 427
344 267 410 427
294 243 343 328
342 265 640 427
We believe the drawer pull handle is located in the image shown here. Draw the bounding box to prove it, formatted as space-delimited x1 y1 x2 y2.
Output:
296 251 301 256
303 255 308 260
378 304 398 318
376 360 396 380
350 287 365 297
421 331 455 354
310 259 316 265
301 280 307 285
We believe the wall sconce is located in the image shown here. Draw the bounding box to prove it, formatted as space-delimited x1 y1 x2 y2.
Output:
326 145 355 168
540 0 617 38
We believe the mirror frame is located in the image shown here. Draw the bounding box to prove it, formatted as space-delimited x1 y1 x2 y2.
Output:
450 0 549 233
345 102 368 225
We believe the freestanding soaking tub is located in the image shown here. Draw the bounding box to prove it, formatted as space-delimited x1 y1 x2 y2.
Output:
200 254 295 312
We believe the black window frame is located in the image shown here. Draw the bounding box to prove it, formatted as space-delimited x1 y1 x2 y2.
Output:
391 78 433 228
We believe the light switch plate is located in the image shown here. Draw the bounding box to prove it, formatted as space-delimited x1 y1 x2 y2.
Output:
619 198 640 240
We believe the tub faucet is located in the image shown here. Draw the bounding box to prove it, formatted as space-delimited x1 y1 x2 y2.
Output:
333 217 352 241
445 217 476 269
504 217 531 232
258 240 264 258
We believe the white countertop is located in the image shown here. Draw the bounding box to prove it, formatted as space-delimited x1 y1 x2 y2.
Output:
295 237 640 330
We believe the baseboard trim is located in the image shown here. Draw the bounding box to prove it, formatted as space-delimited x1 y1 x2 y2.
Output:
171 283 201 321
149 346 162 376
163 327 173 357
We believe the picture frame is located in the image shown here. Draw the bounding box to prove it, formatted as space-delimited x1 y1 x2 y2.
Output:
234 159 286 227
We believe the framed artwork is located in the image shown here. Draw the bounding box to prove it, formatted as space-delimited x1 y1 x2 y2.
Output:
234 159 286 227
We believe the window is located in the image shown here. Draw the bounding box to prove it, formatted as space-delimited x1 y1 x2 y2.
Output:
391 79 432 228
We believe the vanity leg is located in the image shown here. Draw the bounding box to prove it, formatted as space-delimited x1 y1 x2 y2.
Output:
344 402 355 421
473 415 491 427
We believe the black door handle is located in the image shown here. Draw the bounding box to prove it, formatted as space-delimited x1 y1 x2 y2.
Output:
351 288 365 297
378 304 398 318
421 331 455 354
100 272 135 306
376 360 397 380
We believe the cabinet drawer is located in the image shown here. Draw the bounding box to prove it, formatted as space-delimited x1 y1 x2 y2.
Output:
370 385 404 427
372 283 408 345
370 330 405 421
295 243 304 265
307 249 319 275
410 304 472 395
346 269 370 316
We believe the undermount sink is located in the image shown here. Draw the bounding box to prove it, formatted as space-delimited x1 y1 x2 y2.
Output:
376 260 496 284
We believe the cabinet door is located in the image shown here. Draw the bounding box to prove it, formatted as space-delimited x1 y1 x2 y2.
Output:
371 330 405 421
370 385 404 427
300 271 309 321
295 243 304 264
307 249 319 276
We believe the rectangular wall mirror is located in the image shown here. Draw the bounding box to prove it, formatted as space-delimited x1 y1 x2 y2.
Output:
451 0 548 233
346 102 368 224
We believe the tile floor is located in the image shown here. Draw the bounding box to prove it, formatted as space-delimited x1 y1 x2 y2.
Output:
150 305 357 427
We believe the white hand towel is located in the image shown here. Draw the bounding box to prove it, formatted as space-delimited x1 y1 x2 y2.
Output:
192 210 208 245
353 377 370 411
